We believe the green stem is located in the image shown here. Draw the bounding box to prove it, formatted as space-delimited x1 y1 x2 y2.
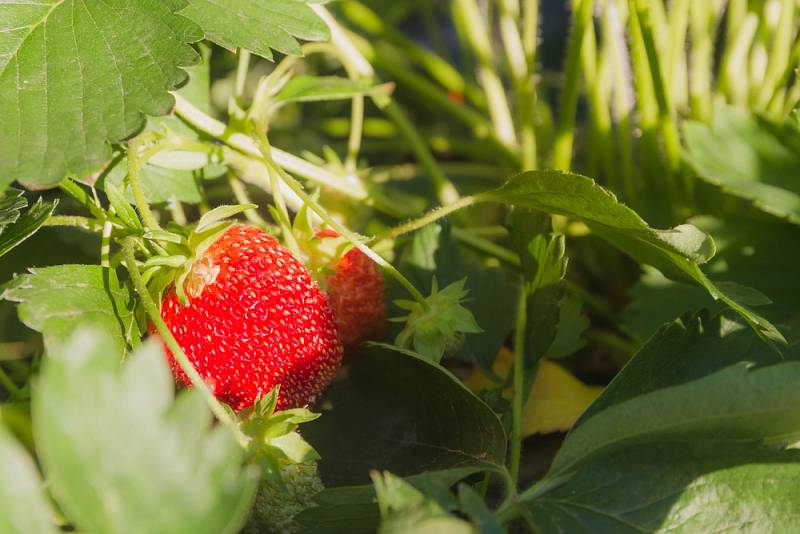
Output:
173 94 369 200
0 366 24 401
552 0 594 170
58 179 120 225
127 138 161 230
452 0 517 146
253 138 429 308
755 0 795 112
510 290 527 486
227 173 268 228
377 97 461 205
452 228 520 266
43 215 104 232
373 195 479 243
235 48 251 102
350 33 520 167
500 0 538 170
604 0 636 201
122 240 249 448
631 0 682 175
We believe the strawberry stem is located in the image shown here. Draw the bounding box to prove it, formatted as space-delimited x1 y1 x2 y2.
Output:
509 290 527 486
254 137 430 309
127 137 161 231
122 239 250 449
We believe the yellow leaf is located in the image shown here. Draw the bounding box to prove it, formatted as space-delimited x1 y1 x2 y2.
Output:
465 348 603 436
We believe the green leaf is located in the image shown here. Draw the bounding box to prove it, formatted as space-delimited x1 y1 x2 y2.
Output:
179 0 329 61
525 442 800 533
518 313 800 532
0 198 57 258
457 484 504 534
0 0 202 191
0 424 57 534
684 107 800 225
303 344 507 487
275 76 381 104
105 183 143 231
478 170 784 348
33 328 259 534
0 189 26 231
549 316 799 478
372 472 473 534
196 204 257 233
624 215 800 344
2 265 133 354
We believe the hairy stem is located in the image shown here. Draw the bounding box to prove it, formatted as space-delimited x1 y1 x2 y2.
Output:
122 240 248 448
510 290 527 486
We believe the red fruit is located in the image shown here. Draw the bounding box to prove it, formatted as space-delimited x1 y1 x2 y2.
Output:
154 225 343 411
326 246 386 351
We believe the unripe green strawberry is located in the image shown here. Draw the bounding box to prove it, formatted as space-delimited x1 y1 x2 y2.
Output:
243 462 323 534
153 225 343 411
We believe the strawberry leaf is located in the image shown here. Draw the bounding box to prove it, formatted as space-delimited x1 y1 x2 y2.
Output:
33 328 259 534
0 0 203 192
179 0 329 61
303 343 506 487
2 265 133 354
0 198 58 258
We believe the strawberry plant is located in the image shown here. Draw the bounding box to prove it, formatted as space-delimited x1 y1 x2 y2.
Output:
1 0 800 532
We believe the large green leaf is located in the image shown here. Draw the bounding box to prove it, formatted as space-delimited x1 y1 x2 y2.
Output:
477 170 784 347
517 314 800 531
684 107 800 224
303 344 507 487
179 0 329 60
623 216 800 344
525 441 800 533
0 425 57 534
2 265 133 353
33 328 258 534
0 0 202 192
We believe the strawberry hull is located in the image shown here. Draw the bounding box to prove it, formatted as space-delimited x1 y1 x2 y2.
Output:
154 225 343 411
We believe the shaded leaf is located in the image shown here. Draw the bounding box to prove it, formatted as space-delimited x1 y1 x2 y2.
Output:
684 107 800 224
303 344 507 486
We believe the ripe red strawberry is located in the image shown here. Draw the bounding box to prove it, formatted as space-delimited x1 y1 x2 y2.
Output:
153 225 343 411
325 243 386 351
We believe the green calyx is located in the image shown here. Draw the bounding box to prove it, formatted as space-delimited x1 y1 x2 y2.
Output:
393 277 482 363
239 387 321 489
138 204 258 307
